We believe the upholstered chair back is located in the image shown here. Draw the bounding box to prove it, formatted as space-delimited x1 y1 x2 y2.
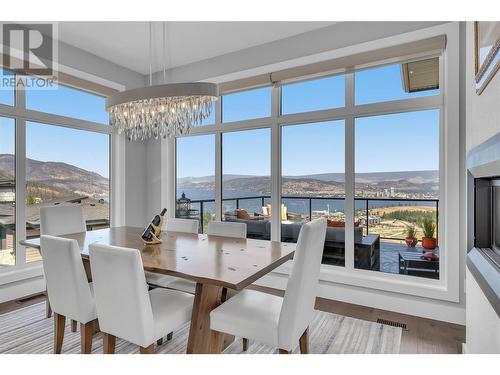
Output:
164 218 199 234
89 244 155 348
207 221 247 238
40 205 86 236
278 218 327 349
40 235 95 323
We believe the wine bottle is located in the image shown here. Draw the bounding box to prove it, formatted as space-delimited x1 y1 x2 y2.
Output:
152 208 167 227
141 208 167 243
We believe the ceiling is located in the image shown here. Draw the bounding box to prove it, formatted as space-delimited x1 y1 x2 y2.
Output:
57 22 336 75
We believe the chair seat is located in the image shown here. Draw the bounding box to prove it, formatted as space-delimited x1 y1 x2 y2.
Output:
165 279 196 294
149 288 194 341
210 289 283 347
145 271 179 288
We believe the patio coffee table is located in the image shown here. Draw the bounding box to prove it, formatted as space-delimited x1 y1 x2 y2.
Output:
399 251 439 278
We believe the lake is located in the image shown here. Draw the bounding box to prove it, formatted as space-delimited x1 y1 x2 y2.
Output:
177 189 437 217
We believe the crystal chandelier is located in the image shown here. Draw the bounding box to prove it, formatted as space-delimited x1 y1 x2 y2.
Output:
106 22 218 141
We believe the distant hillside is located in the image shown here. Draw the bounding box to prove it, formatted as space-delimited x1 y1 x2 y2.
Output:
0 154 108 199
177 170 439 198
178 170 438 185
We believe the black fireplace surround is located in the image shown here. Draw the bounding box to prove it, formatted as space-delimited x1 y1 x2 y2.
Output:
467 133 500 317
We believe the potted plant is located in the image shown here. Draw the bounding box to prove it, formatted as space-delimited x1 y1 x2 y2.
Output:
405 225 418 247
421 217 437 250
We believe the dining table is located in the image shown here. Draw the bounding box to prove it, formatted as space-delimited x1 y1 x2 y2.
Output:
20 226 296 354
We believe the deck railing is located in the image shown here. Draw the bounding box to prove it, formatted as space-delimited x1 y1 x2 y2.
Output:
179 195 439 242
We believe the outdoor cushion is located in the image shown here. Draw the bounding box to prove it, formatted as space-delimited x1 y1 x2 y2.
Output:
236 209 252 220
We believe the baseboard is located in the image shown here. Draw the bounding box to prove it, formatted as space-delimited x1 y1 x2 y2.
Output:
0 275 45 304
255 271 466 325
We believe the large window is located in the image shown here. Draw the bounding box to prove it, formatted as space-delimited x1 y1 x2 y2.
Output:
0 74 111 271
175 135 215 233
281 121 345 266
26 83 109 124
355 110 440 278
0 70 15 106
281 75 345 114
172 54 444 286
222 128 271 239
25 122 110 262
222 87 272 123
355 59 439 105
0 117 15 267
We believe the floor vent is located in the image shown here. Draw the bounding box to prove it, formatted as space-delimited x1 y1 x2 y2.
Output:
17 295 43 303
377 318 408 331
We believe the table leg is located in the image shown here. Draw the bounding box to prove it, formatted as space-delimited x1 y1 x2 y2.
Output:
186 283 235 354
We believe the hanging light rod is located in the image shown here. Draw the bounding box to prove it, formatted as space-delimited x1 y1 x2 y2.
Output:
106 21 219 141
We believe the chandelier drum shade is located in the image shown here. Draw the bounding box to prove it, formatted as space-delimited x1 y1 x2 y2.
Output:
106 82 218 140
106 22 219 141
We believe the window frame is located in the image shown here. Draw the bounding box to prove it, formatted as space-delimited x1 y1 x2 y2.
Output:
164 24 460 304
0 76 113 272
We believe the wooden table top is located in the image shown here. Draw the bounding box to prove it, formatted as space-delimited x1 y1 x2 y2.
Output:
20 226 296 290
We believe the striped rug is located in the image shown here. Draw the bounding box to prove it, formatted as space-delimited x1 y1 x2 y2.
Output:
0 302 401 354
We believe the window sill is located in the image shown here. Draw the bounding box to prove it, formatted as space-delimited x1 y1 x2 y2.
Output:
0 263 44 285
272 259 458 303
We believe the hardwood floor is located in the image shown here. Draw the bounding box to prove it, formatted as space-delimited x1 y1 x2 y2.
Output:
250 285 465 354
0 289 465 354
0 293 46 314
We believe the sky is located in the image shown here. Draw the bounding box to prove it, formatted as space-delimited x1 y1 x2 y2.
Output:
177 63 440 178
1 63 439 181
1 75 110 178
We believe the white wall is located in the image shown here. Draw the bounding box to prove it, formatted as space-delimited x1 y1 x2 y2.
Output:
145 139 163 221
465 26 500 151
464 21 500 353
465 269 500 353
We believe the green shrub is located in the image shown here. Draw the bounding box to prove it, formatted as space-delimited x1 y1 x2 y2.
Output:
406 224 417 239
421 217 436 238
381 209 435 225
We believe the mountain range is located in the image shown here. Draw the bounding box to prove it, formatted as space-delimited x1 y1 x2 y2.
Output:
0 154 109 199
177 170 438 185
0 152 438 201
178 170 439 197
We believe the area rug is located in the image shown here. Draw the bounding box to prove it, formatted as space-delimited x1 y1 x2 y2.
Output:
0 302 401 354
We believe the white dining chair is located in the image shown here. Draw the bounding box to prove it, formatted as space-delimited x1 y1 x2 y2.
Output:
163 217 199 233
89 243 194 354
40 235 97 354
209 218 327 354
40 205 87 321
40 205 87 237
207 221 247 238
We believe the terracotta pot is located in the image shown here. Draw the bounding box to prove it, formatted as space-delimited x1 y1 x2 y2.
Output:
422 237 437 250
405 237 418 247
